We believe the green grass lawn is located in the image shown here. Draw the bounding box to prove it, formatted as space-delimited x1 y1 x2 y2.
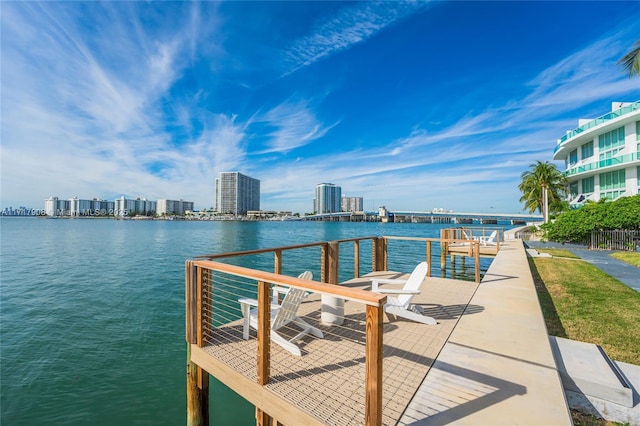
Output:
529 256 640 365
610 251 640 267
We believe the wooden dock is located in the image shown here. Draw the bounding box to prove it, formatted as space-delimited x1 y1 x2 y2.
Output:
186 233 571 425
191 273 479 425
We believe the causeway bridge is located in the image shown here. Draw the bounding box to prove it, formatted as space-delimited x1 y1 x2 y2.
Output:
300 210 543 225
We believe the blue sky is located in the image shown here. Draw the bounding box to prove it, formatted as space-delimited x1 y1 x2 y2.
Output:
2 1 639 214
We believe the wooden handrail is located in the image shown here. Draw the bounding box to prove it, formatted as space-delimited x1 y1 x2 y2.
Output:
192 260 387 306
383 235 483 283
194 241 325 259
194 237 377 260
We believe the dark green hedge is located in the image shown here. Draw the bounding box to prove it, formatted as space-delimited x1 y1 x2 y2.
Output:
542 195 640 243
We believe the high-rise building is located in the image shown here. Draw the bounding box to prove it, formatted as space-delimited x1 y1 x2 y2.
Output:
552 101 640 207
341 195 364 213
44 196 70 216
91 199 115 215
114 196 156 217
314 183 342 214
215 172 260 215
157 199 194 215
45 197 114 216
69 197 94 216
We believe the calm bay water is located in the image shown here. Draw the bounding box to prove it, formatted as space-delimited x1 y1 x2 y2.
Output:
1 218 499 425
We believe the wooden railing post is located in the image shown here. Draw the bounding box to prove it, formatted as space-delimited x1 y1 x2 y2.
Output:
382 238 388 271
365 303 384 426
440 230 447 277
274 250 284 303
354 240 360 279
187 344 209 426
257 280 271 385
186 261 197 345
474 241 481 283
256 280 273 426
426 241 432 277
186 261 209 426
320 243 328 283
328 241 339 285
196 266 204 347
256 410 273 426
274 250 282 275
372 239 379 272
372 238 386 272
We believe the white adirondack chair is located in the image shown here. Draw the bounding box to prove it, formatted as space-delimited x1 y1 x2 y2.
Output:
238 271 323 356
371 262 437 325
475 230 498 246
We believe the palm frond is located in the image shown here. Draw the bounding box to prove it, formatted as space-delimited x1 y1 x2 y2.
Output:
618 40 640 78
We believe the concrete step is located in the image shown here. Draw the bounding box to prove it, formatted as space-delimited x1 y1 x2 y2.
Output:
549 336 634 407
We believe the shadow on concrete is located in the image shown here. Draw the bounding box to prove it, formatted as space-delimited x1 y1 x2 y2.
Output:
421 303 484 320
477 273 518 283
403 358 527 425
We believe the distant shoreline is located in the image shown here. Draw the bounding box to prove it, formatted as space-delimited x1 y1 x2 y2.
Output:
0 215 528 227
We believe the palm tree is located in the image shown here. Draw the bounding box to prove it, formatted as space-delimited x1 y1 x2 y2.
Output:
518 161 567 223
618 40 640 78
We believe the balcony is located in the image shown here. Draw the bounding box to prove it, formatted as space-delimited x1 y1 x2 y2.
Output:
564 152 640 177
554 101 640 155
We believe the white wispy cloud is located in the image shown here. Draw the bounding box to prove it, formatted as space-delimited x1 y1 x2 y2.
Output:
257 20 640 213
282 1 430 75
361 26 639 165
248 99 338 154
0 2 230 207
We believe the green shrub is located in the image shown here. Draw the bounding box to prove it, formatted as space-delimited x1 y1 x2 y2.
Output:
543 195 640 243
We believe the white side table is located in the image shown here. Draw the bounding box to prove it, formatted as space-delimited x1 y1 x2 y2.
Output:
321 295 344 325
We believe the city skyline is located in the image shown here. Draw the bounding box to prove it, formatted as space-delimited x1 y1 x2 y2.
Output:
2 2 639 214
39 195 195 217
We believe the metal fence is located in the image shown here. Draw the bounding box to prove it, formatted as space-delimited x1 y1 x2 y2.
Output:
514 229 536 241
590 230 640 251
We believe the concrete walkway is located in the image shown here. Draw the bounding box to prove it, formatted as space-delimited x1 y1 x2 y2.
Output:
524 240 640 292
399 240 573 425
